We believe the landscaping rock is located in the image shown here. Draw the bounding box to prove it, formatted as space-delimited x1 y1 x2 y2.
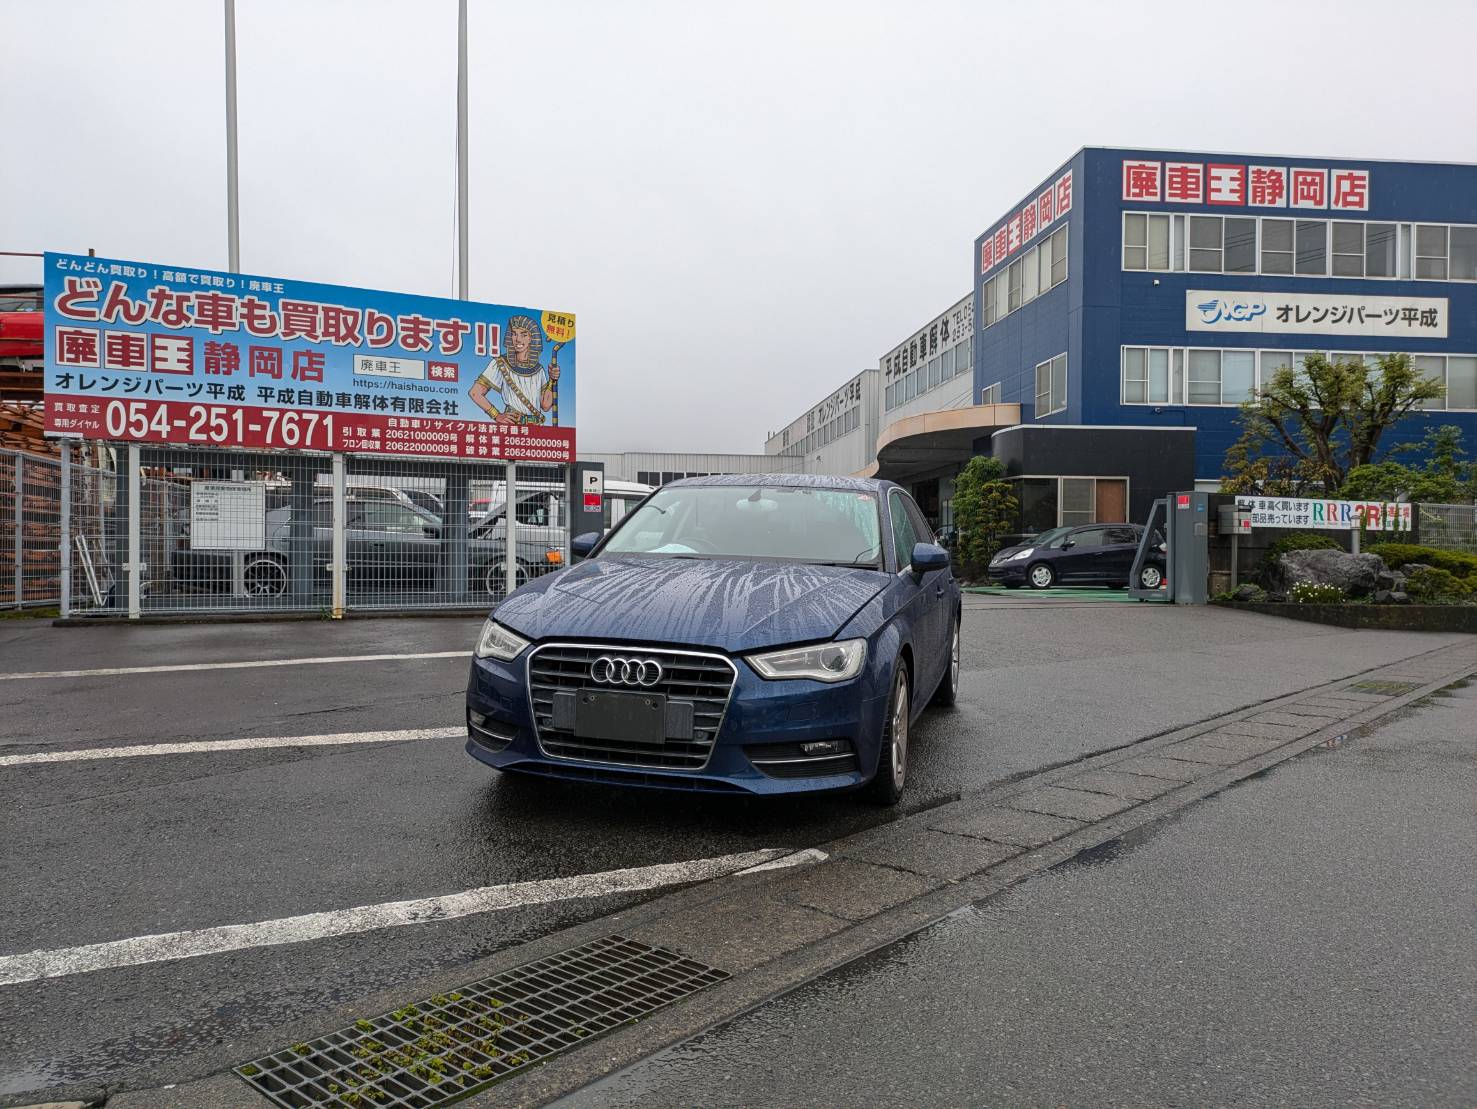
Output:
1374 569 1407 592
1398 563 1433 578
1373 589 1412 604
1232 583 1265 602
1270 549 1385 597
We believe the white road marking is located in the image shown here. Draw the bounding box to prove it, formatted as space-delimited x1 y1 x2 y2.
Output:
736 847 830 874
0 650 468 681
0 727 464 768
0 848 828 986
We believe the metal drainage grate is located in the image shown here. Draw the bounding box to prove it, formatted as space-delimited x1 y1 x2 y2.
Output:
1347 679 1423 696
235 936 728 1107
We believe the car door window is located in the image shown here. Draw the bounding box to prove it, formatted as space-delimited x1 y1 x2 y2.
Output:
889 492 919 571
1068 528 1108 548
360 503 430 533
901 496 936 546
1105 527 1138 546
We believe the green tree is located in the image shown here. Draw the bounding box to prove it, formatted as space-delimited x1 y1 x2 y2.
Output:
953 456 1018 580
1220 353 1445 496
1339 425 1475 503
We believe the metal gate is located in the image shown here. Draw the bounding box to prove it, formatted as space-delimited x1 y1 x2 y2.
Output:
40 443 568 618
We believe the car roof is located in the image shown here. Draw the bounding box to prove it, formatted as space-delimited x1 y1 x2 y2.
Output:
664 473 892 494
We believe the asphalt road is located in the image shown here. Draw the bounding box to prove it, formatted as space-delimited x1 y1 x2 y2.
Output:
569 678 1477 1109
0 600 1469 1101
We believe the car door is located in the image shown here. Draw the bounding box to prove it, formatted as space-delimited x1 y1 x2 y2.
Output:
1055 527 1111 582
1102 526 1142 583
900 493 951 674
887 490 937 697
357 501 441 588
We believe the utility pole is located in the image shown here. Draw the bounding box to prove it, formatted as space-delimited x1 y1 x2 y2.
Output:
457 0 469 300
225 0 240 272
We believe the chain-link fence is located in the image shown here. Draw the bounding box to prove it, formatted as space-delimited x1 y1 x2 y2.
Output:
1416 502 1477 553
2 450 63 608
3 444 571 617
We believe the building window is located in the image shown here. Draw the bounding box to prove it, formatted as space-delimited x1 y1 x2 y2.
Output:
1331 221 1365 276
1060 478 1095 526
1295 220 1327 275
1415 224 1448 279
1122 347 1171 404
1007 259 1023 312
1035 353 1067 416
1262 218 1294 274
1022 244 1041 302
1049 225 1069 285
1452 226 1477 281
982 276 996 326
929 355 943 389
1184 215 1256 273
981 381 1001 405
1448 356 1477 409
1366 222 1398 277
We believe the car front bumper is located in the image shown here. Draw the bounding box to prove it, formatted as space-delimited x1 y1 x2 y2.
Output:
465 648 891 796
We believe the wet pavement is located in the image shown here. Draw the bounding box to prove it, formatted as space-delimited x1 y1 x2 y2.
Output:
0 606 1470 1103
566 679 1477 1109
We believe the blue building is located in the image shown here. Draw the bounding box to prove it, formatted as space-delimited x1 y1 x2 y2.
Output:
973 147 1477 485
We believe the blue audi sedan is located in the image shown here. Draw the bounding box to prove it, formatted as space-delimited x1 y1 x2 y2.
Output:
464 475 961 804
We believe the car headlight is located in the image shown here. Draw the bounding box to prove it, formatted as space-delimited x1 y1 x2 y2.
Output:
474 620 531 661
747 639 867 683
1007 547 1035 561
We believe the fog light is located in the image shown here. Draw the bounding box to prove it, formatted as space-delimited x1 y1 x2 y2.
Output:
468 710 487 727
801 739 846 756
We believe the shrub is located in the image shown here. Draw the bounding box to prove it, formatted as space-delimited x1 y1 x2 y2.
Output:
1258 532 1341 584
1289 581 1345 604
1365 543 1477 580
1404 566 1472 602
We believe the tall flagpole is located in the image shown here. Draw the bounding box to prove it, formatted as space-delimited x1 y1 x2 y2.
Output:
224 0 240 272
456 0 469 300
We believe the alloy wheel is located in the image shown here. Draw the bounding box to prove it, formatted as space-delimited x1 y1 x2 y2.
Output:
243 558 288 597
1140 565 1163 589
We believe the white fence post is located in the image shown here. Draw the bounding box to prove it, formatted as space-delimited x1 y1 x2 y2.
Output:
332 452 346 618
60 443 71 617
127 443 141 619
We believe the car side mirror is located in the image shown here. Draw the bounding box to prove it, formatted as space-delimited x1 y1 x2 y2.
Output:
1060 539 1075 549
571 531 601 558
423 525 441 539
909 542 950 575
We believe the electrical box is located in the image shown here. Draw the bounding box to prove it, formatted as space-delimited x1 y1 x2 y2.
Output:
1168 490 1210 604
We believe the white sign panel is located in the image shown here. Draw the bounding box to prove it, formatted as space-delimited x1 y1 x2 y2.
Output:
353 354 426 380
1235 496 1412 532
1187 292 1448 338
190 481 267 551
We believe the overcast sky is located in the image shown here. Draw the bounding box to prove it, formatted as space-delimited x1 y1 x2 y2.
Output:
5 0 1475 452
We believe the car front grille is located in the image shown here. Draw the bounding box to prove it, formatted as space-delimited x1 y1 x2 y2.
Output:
527 643 737 770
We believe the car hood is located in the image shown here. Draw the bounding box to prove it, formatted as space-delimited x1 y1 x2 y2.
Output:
991 543 1036 561
493 556 889 654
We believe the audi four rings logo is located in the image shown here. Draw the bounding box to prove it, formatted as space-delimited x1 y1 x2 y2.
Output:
590 656 664 687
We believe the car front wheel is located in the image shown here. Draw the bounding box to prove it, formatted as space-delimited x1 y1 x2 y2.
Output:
1028 562 1056 589
868 664 910 806
1139 564 1164 590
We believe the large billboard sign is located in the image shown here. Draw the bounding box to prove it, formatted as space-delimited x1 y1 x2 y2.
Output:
42 252 576 462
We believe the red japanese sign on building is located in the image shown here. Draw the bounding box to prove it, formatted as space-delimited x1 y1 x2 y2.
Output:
1121 158 1369 211
979 169 1073 275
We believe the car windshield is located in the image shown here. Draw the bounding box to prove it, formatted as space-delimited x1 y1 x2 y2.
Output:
602 484 884 567
1030 526 1074 548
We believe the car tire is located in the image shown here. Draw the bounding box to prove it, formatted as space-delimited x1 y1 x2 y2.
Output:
932 615 960 707
1139 564 1164 590
243 556 288 598
867 664 910 806
479 560 528 602
1027 562 1056 589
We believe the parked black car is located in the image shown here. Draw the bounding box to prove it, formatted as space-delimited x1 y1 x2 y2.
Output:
171 496 559 600
987 523 1165 590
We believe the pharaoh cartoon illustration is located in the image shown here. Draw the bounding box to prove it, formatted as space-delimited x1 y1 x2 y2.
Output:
468 314 563 426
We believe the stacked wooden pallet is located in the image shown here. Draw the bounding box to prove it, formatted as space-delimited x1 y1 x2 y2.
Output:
0 402 54 456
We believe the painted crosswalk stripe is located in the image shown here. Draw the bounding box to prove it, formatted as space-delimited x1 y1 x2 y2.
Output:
0 848 828 986
0 650 469 681
0 727 464 768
